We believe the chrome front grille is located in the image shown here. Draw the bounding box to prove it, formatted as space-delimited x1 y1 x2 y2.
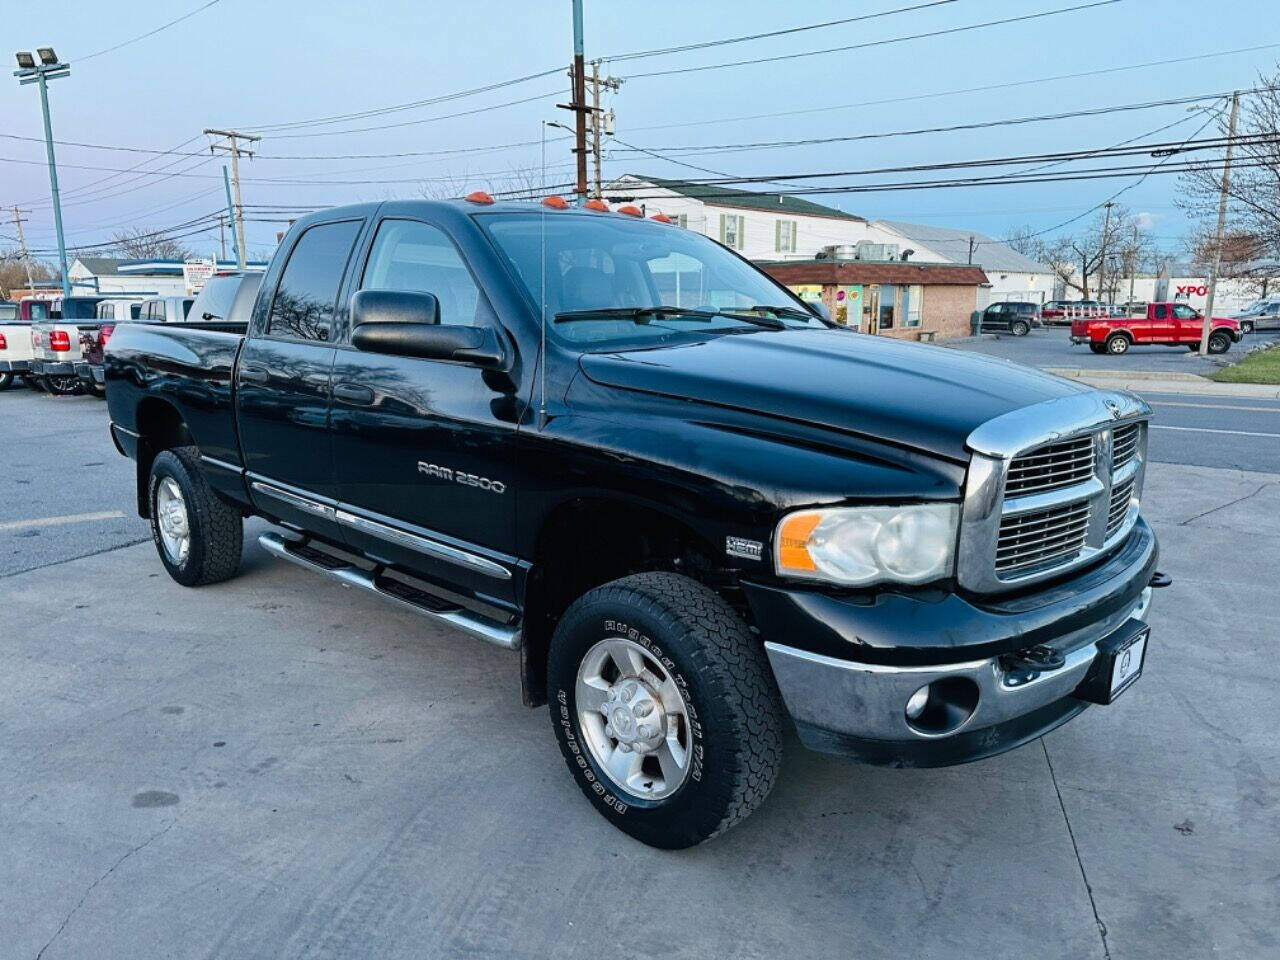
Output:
1004 435 1095 496
996 500 1091 573
958 392 1151 594
1107 476 1136 538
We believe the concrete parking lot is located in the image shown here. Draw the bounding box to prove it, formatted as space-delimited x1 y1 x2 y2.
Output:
3 386 1278 960
955 324 1280 376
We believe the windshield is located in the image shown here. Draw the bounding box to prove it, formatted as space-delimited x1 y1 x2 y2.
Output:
478 212 823 348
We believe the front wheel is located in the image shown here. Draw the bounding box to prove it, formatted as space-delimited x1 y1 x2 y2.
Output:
548 572 783 849
1207 332 1232 354
1011 320 1030 337
148 446 243 586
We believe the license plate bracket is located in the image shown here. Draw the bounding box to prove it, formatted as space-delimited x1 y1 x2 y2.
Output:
1074 618 1150 705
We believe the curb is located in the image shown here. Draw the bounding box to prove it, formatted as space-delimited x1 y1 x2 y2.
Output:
1043 368 1205 382
1049 373 1280 399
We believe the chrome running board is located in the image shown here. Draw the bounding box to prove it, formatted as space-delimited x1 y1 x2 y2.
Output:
258 531 521 650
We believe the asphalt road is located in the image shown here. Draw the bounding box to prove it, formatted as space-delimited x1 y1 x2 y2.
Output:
3 379 1278 960
957 324 1280 375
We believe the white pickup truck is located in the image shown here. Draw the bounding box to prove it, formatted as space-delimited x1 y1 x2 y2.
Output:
29 296 106 395
0 301 36 390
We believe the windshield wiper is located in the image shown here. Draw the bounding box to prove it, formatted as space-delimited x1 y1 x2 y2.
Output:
554 306 719 324
746 304 820 321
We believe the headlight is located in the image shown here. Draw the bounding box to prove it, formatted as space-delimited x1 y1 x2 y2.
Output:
775 503 959 586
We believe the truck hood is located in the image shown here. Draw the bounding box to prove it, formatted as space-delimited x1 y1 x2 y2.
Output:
578 329 1091 463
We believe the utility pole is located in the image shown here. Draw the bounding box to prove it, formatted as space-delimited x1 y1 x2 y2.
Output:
1200 90 1240 356
10 207 35 290
220 165 241 269
587 60 622 199
1098 201 1115 304
218 215 226 261
1127 224 1138 311
967 235 975 264
556 0 590 201
204 129 259 269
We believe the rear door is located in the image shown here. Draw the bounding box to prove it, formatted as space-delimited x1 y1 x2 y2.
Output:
1141 303 1172 343
329 215 520 606
236 218 365 538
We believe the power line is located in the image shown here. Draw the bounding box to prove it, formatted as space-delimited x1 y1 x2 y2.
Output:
606 0 960 61
626 1 1123 79
75 0 223 63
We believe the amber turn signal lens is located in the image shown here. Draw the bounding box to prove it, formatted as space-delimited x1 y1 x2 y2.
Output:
777 512 821 572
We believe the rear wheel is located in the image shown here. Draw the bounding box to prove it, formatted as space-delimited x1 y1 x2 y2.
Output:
1011 320 1030 337
1106 334 1131 355
0 372 13 391
40 374 81 396
148 446 243 586
548 572 783 848
1207 332 1231 354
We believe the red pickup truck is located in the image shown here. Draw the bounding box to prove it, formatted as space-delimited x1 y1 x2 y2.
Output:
1071 301 1242 355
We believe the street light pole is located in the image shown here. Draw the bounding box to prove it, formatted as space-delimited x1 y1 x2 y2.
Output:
14 49 73 300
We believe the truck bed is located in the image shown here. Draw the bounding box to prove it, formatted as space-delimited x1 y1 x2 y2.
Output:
104 320 249 468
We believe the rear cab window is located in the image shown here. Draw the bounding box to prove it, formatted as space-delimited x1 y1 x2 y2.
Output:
266 220 364 343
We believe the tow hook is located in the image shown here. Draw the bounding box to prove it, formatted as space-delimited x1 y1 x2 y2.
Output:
1000 644 1066 686
1149 571 1172 589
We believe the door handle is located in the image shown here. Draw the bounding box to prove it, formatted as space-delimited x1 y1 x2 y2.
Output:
240 364 269 385
333 382 374 405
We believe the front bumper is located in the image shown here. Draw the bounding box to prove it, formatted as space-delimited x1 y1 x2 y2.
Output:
0 359 31 373
748 519 1159 766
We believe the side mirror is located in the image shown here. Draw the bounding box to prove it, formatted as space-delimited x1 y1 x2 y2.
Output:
350 289 502 366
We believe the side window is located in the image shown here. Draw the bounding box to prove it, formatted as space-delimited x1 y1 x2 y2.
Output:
182 299 194 319
360 219 481 325
268 220 363 342
1153 304 1168 320
986 303 1003 314
1173 304 1197 319
130 304 142 320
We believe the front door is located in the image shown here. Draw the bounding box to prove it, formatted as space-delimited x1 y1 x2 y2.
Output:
237 218 365 538
329 217 520 608
1170 302 1202 342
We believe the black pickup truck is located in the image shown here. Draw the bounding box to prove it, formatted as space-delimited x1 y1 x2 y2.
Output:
105 197 1165 848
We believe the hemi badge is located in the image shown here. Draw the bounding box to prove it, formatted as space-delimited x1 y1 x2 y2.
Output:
725 536 764 561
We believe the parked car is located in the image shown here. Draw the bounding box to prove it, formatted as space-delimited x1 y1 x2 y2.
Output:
1041 300 1108 325
29 296 104 395
138 295 195 323
979 301 1039 336
74 299 144 396
106 198 1166 848
0 301 34 390
187 272 264 324
1071 301 1242 354
1231 296 1280 334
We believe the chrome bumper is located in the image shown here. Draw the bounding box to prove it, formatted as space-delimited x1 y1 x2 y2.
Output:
766 586 1151 752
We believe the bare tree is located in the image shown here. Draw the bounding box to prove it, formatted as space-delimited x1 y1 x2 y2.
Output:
416 166 552 202
0 248 53 300
107 226 194 260
1037 205 1146 300
1178 67 1280 287
1004 225 1048 262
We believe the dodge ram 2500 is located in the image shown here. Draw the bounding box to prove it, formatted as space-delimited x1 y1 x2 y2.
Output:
105 197 1168 848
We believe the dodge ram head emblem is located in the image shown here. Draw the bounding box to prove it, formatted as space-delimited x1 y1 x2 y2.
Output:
1105 398 1123 419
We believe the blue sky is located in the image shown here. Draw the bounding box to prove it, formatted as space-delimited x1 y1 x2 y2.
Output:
3 0 1276 260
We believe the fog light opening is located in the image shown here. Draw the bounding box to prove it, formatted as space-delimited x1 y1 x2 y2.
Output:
904 677 980 736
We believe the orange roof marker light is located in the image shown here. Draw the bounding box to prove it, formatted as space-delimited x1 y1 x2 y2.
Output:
464 191 495 205
542 195 569 209
650 213 672 224
617 205 643 217
584 198 610 212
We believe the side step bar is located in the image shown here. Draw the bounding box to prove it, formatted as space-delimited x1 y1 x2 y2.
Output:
258 531 521 651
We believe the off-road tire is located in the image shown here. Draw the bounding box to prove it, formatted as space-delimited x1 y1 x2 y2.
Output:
148 446 242 587
1106 334 1131 355
1207 332 1231 354
547 572 784 849
1011 320 1030 337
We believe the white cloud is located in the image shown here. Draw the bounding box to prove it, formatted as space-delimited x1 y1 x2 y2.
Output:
1135 212 1157 231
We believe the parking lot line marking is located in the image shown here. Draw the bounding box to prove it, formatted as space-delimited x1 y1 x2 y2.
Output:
1149 401 1280 414
1150 425 1280 439
0 510 125 532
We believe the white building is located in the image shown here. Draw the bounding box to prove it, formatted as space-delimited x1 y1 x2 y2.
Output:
1109 261 1280 314
68 257 268 297
604 175 867 260
870 221 1057 305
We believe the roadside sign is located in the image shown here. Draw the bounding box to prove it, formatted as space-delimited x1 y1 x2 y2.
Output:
183 258 217 294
